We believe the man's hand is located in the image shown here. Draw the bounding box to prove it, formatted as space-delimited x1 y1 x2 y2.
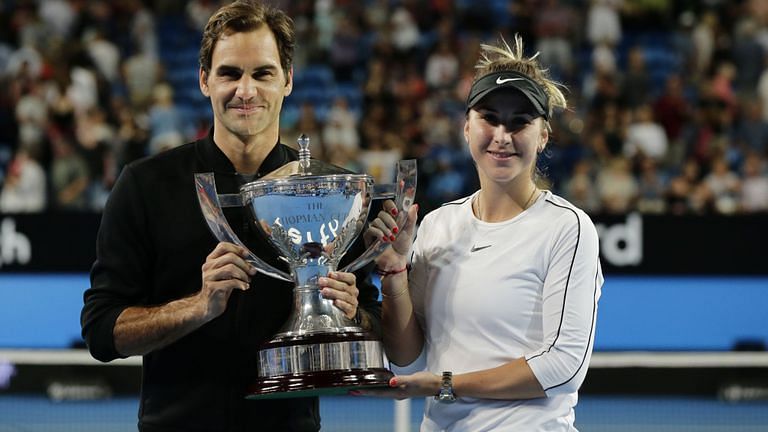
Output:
198 242 257 321
318 271 359 320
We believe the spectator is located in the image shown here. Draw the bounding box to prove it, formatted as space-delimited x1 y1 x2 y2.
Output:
653 74 692 164
49 130 89 210
666 158 708 214
322 96 360 152
731 18 765 97
596 156 638 213
739 152 768 212
147 82 186 155
692 11 718 80
682 94 731 167
619 46 652 109
564 159 601 213
126 0 159 59
0 145 46 213
75 107 115 210
533 0 576 80
424 153 464 206
704 156 741 214
392 62 428 106
587 0 623 47
14 80 48 159
362 58 393 106
584 58 619 111
733 98 768 157
756 55 768 122
85 29 121 84
623 103 669 163
636 156 667 214
589 103 626 162
38 0 77 41
329 14 362 82
66 55 99 116
710 61 738 115
186 0 220 31
326 144 362 174
284 101 325 159
389 4 420 58
113 103 148 172
424 40 459 90
122 49 160 110
358 133 402 184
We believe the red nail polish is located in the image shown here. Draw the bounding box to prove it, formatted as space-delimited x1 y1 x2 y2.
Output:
392 226 399 234
382 235 388 242
389 234 396 241
389 378 398 387
390 208 398 216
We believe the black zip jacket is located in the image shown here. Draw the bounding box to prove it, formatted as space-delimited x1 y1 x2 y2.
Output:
81 132 382 431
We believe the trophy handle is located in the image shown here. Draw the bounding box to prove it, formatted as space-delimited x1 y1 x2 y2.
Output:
340 159 417 274
194 172 292 282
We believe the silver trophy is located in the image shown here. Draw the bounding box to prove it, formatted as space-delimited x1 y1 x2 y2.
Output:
194 134 416 399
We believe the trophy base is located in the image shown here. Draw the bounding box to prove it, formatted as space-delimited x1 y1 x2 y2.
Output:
246 368 393 399
247 331 393 399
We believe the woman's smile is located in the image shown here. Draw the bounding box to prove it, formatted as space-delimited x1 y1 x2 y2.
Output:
486 149 520 160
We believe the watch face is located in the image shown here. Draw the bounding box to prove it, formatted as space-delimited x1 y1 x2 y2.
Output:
437 390 456 403
435 371 456 402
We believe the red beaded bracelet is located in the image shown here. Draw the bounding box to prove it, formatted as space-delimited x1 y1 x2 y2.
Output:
375 266 409 277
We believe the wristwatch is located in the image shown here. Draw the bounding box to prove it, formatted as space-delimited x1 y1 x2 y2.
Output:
435 371 457 403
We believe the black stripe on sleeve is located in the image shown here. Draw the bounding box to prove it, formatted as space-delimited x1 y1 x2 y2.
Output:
525 200 599 392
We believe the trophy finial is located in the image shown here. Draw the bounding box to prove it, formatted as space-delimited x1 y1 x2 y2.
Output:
297 133 310 174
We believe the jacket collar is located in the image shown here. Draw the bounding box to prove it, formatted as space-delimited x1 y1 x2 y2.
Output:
195 128 298 178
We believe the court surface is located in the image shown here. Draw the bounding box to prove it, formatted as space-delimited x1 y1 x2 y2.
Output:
0 394 766 431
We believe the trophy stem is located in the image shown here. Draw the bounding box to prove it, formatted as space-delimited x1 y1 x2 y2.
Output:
273 257 358 339
249 257 394 399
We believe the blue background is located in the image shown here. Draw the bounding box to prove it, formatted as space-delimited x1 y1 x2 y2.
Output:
1 273 766 350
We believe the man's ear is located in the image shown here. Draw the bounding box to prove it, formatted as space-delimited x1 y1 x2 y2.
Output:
463 119 470 143
199 68 210 97
284 66 293 96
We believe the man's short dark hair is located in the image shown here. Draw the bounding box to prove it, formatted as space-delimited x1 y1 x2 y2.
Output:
199 0 295 81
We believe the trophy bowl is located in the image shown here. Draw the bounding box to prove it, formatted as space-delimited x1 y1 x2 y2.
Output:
194 135 416 399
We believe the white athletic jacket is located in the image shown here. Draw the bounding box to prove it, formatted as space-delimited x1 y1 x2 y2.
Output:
408 190 603 431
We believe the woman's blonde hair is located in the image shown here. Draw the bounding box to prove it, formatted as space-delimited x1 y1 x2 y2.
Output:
474 34 568 122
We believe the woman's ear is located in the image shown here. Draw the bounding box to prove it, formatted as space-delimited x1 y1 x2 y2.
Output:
538 124 549 153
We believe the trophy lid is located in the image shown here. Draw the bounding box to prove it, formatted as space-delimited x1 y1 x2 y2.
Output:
260 158 354 180
259 134 366 181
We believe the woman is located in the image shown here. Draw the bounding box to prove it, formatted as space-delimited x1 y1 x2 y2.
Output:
361 35 604 431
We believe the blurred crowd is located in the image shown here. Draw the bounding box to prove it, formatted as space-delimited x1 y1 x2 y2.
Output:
1 0 768 216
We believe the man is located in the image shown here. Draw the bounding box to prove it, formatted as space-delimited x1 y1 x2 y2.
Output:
80 2 381 431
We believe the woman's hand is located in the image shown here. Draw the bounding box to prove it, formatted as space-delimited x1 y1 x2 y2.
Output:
351 371 441 400
364 200 419 266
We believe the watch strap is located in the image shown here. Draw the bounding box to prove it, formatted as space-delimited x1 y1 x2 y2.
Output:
435 371 456 402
